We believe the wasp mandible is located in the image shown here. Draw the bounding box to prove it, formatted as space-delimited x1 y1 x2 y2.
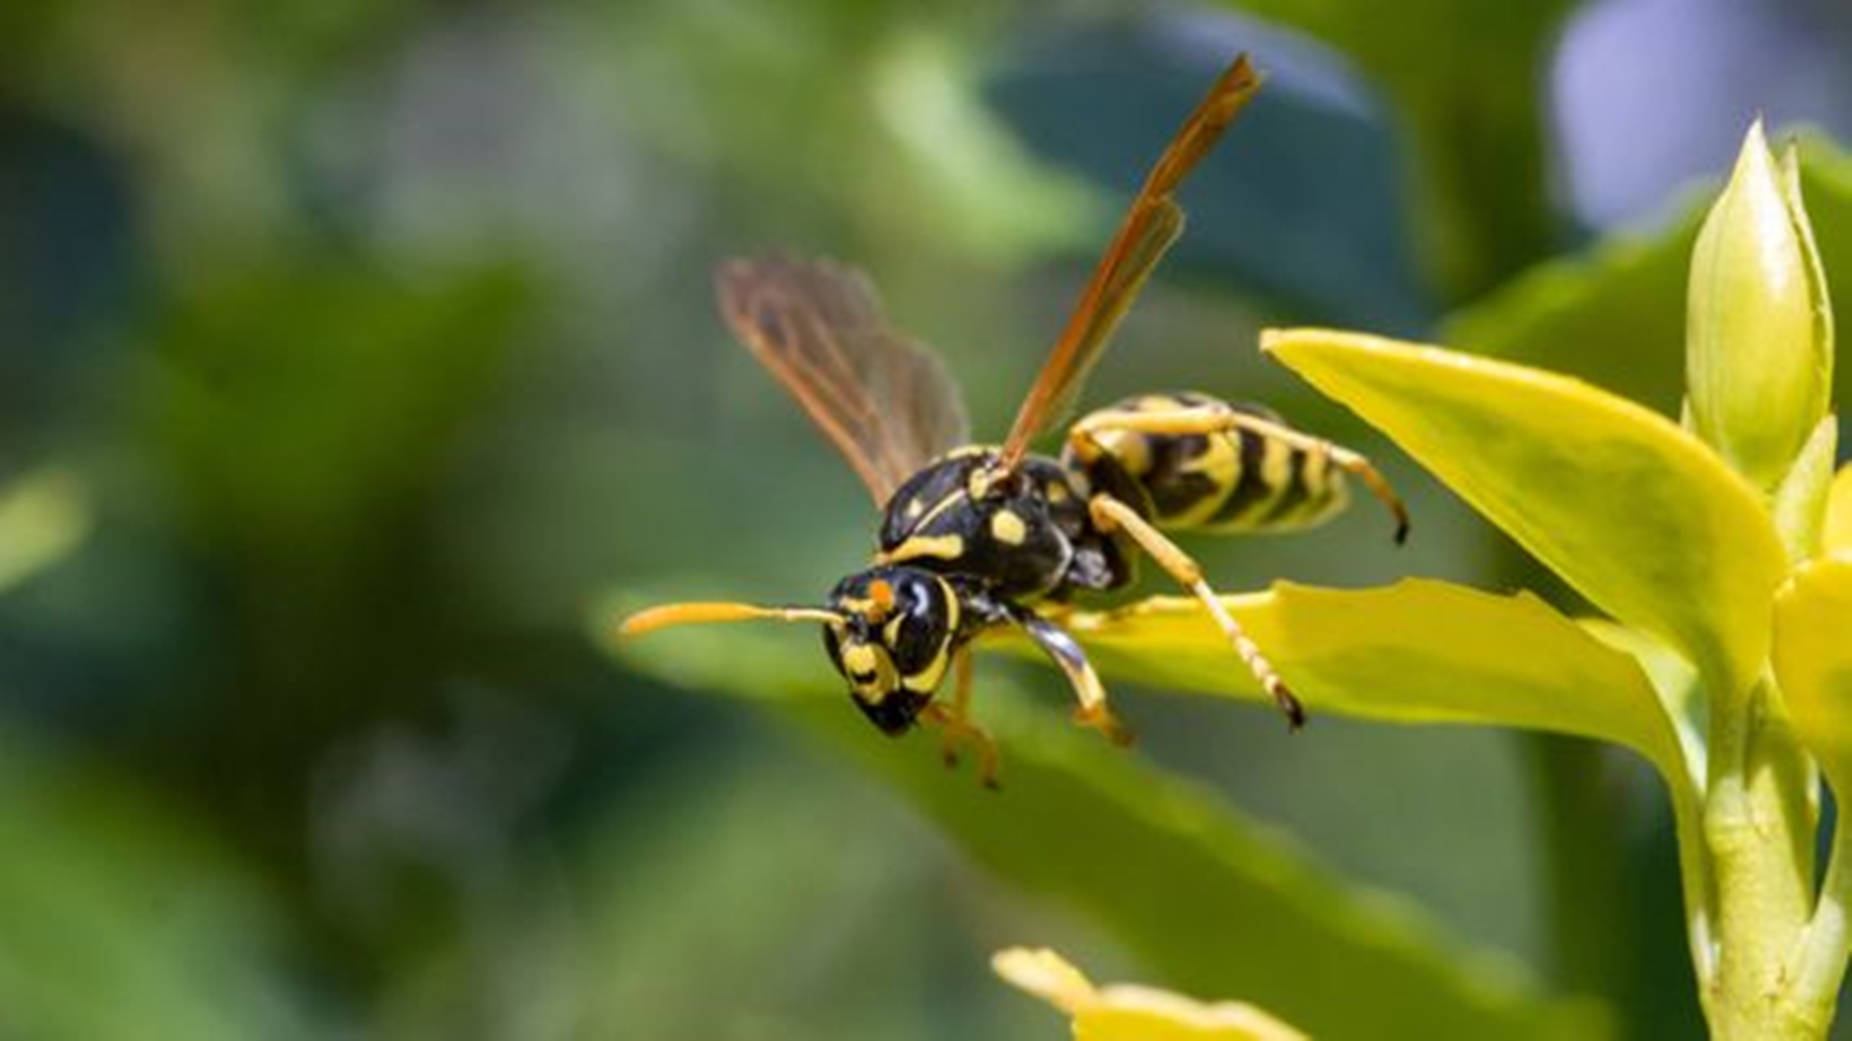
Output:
621 56 1407 785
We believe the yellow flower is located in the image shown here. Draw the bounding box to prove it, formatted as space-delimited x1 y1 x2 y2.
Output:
993 947 1307 1041
1826 465 1852 558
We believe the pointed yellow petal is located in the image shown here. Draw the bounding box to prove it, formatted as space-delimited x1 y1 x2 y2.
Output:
995 948 1307 1041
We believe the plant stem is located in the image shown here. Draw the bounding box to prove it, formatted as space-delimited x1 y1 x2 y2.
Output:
1705 673 1822 1039
1785 795 1852 1031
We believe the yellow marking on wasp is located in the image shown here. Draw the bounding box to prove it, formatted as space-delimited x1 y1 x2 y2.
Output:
897 488 969 542
990 509 1028 546
902 647 952 693
903 497 926 521
843 642 897 704
1276 446 1339 527
882 614 905 648
1092 428 1151 475
1300 444 1331 493
842 643 879 678
1045 480 1070 504
881 533 965 563
1172 431 1240 527
1259 436 1293 509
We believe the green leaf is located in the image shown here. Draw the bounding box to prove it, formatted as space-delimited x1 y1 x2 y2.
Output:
0 727 314 1041
1773 558 1852 795
603 604 1608 1041
1034 580 1715 981
144 259 529 552
1262 328 1786 697
1221 0 1575 298
1578 620 1705 778
0 466 88 593
1443 132 1852 423
1044 580 1686 782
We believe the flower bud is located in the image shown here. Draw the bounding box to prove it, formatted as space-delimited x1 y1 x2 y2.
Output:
1686 121 1834 490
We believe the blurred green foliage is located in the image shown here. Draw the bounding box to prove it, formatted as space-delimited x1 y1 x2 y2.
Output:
1448 134 1852 421
5 1 1852 1039
612 610 1605 1039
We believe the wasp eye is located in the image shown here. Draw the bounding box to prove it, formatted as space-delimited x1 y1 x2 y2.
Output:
877 574 951 675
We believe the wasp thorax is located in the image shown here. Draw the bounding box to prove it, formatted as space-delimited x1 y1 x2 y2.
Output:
822 566 960 735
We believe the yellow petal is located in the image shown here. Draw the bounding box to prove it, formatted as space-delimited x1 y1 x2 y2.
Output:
1827 464 1852 557
1774 558 1852 794
992 947 1100 1017
995 947 1308 1041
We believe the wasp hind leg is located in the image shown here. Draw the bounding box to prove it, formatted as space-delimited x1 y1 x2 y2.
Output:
1087 494 1305 729
921 650 1001 789
1070 405 1409 544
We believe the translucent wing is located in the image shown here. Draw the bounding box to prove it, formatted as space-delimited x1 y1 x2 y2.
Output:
716 256 971 506
997 54 1262 470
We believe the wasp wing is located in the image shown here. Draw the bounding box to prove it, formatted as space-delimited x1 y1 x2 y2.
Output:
716 256 971 506
997 54 1261 470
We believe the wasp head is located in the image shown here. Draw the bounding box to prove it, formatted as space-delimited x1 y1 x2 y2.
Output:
822 566 960 735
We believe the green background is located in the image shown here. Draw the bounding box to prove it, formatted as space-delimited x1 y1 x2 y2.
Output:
4 1 1851 1037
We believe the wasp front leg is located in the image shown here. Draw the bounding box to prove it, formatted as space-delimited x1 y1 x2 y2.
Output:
920 650 1001 788
1002 606 1134 746
1087 494 1305 729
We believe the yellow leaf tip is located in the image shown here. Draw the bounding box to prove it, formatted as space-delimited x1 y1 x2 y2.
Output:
992 947 1098 1015
994 946 1310 1040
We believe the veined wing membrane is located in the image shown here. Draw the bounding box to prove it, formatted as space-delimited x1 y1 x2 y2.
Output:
716 256 970 506
998 54 1261 469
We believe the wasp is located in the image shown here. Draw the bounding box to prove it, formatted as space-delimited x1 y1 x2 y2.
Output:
621 55 1406 785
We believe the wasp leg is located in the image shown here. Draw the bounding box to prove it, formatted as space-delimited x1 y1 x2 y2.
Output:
920 661 1001 789
1087 494 1305 729
1007 608 1134 747
933 652 981 767
1070 406 1409 544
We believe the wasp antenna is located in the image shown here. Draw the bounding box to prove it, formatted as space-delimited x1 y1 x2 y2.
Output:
618 601 843 638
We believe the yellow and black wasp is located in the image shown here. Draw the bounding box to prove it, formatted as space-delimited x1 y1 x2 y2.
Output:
621 55 1407 785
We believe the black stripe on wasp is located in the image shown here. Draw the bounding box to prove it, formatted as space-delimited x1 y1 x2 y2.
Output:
620 55 1407 787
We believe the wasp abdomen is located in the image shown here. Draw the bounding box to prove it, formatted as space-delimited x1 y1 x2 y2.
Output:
1065 392 1350 535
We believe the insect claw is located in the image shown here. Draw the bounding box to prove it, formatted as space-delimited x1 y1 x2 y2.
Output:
1276 686 1307 731
1073 704 1135 747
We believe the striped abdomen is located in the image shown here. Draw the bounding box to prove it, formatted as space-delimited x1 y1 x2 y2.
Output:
1065 392 1350 534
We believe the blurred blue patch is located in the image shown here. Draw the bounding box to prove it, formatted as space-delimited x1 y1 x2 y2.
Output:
983 17 1435 334
0 109 138 434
